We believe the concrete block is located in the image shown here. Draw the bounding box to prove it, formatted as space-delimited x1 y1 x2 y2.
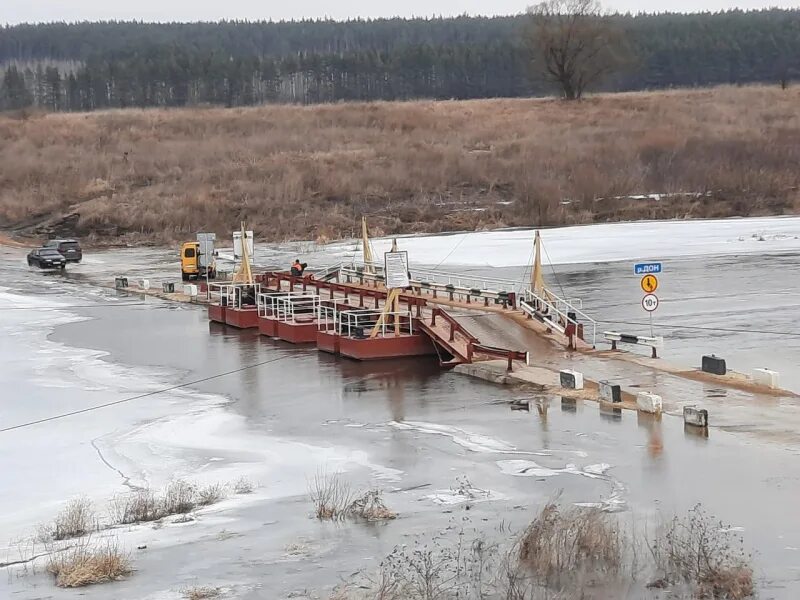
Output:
183 284 199 297
752 368 779 389
636 392 663 414
138 279 150 290
162 282 175 293
599 380 622 403
559 369 584 390
702 355 726 376
683 406 708 428
114 277 128 289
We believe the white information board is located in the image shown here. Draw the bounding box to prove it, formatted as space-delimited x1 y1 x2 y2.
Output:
384 251 410 289
233 230 254 259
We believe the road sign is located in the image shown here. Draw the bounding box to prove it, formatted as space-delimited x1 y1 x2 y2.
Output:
640 274 659 293
634 262 662 275
642 294 659 312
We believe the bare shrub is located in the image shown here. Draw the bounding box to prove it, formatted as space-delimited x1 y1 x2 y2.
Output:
652 505 754 599
309 472 353 520
518 501 624 588
42 497 96 541
232 476 254 494
161 480 198 515
354 531 500 600
110 488 160 524
46 538 131 588
183 586 221 599
109 480 229 525
347 490 397 521
197 484 226 506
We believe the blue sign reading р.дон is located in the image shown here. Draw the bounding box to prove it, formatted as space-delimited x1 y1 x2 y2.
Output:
634 262 662 275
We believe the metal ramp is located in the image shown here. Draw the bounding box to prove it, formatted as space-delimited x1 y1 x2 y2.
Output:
519 288 597 348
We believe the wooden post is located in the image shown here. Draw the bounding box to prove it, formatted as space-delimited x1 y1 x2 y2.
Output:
394 289 400 337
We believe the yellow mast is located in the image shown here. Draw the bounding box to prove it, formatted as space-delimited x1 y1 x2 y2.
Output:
531 230 546 297
362 216 374 273
232 221 254 285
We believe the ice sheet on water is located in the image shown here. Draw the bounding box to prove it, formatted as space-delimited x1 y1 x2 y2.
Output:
320 216 800 267
389 420 551 455
498 459 628 512
423 488 508 505
0 286 404 542
496 459 612 480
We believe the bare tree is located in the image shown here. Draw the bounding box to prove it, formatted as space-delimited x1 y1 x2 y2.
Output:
524 0 629 100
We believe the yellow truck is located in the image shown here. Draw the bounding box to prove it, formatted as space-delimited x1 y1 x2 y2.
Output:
181 233 217 281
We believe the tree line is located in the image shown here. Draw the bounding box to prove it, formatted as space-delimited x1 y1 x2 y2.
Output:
1 9 799 111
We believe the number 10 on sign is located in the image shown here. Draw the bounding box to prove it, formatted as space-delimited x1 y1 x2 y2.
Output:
642 294 659 312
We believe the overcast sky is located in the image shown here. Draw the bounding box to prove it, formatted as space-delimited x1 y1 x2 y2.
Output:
3 0 796 25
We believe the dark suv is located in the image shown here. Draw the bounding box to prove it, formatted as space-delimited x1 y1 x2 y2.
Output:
44 239 82 262
27 248 67 270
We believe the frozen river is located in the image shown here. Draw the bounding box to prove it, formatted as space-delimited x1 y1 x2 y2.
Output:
1 216 799 599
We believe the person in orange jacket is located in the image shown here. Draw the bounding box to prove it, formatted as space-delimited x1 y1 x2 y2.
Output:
290 259 303 276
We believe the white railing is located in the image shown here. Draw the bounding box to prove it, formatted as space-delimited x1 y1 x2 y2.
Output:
257 290 307 317
317 304 413 338
521 288 597 348
342 260 524 294
209 282 260 309
273 294 320 323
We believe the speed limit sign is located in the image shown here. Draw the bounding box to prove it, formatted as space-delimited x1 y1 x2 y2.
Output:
641 294 659 312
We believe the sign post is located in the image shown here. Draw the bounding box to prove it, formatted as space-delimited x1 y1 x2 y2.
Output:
371 245 410 338
635 262 662 340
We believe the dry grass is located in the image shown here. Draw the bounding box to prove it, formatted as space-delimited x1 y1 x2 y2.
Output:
110 480 228 524
232 476 254 494
46 538 131 588
651 505 754 599
336 502 755 599
40 497 96 541
1 85 798 244
347 490 398 521
518 501 624 588
183 586 221 599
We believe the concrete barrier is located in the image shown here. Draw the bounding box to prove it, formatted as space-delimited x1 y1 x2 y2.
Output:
183 284 199 297
114 277 128 289
636 392 663 414
139 279 150 290
559 369 584 390
162 282 175 293
683 406 708 428
599 380 622 403
702 355 726 376
752 368 779 389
